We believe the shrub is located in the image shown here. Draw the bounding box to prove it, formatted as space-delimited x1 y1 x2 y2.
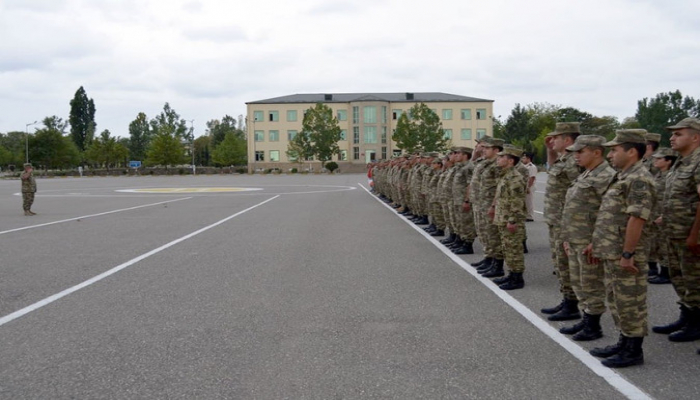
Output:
325 162 339 173
290 168 298 173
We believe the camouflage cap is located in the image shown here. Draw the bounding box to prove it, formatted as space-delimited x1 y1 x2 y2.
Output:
604 129 647 147
645 132 662 143
23 163 33 168
497 145 524 158
476 135 492 144
651 147 678 158
454 146 473 154
546 122 582 137
666 117 700 131
566 135 606 152
482 138 505 148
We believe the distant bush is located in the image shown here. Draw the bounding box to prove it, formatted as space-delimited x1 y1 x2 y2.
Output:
325 162 339 173
290 168 298 173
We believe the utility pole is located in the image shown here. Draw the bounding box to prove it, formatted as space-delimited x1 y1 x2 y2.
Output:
25 120 38 164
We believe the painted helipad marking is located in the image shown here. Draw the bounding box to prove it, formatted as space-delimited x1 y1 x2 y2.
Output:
116 187 263 193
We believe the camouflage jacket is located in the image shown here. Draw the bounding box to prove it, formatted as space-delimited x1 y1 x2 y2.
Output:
592 161 656 260
440 165 459 204
561 161 616 244
451 161 471 204
21 171 37 193
494 167 527 225
428 169 442 203
468 157 486 203
476 158 499 211
662 146 700 238
544 152 582 226
642 157 660 176
652 170 669 219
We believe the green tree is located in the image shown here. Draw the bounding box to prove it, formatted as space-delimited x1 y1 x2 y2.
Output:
286 130 313 165
30 116 80 169
69 86 96 153
150 103 189 141
635 90 700 145
501 103 538 152
85 129 129 170
146 128 187 168
128 112 151 161
194 135 212 166
392 102 447 153
300 103 342 167
211 131 246 166
0 131 27 167
0 143 12 167
208 115 239 148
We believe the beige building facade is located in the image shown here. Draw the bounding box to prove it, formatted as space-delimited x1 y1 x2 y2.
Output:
246 92 494 173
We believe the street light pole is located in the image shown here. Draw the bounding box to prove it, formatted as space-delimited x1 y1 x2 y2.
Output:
188 119 195 175
25 121 38 164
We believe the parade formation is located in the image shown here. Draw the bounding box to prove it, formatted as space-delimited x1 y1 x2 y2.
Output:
369 117 700 369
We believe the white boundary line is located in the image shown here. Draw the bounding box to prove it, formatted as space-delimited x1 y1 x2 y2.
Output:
0 195 280 328
0 197 194 236
358 183 652 400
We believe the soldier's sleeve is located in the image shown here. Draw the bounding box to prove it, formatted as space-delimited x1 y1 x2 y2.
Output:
625 176 655 221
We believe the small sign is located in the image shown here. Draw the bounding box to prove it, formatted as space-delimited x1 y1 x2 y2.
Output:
129 161 142 168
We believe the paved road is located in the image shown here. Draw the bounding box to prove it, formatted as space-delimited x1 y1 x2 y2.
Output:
0 173 697 399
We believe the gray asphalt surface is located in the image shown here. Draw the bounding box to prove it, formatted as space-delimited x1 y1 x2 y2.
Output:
0 173 698 399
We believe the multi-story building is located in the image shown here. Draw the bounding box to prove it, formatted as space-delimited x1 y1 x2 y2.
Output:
245 92 494 173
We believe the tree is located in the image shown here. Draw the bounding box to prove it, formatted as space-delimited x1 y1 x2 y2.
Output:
208 115 239 148
300 103 342 167
211 132 246 166
146 129 187 168
30 116 80 169
85 129 129 170
69 86 96 153
194 135 212 166
0 131 27 167
286 130 313 165
392 102 447 153
635 90 700 145
501 103 537 151
128 112 151 161
150 103 189 141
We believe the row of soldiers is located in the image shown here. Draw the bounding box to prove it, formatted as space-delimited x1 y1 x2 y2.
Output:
371 117 700 369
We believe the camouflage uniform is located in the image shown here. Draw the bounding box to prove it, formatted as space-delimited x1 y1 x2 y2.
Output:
21 166 37 212
648 167 669 266
480 157 503 259
494 165 527 273
469 156 487 246
431 166 447 230
440 164 459 235
593 160 655 338
454 160 477 243
562 159 616 316
545 151 582 300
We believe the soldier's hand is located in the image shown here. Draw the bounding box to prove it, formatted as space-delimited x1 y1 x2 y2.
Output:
563 241 570 256
507 223 517 233
545 136 555 149
654 217 662 225
487 206 495 220
619 257 639 274
583 244 598 265
687 233 700 255
462 202 471 212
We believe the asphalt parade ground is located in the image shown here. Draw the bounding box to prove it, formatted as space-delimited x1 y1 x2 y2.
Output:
1 173 698 399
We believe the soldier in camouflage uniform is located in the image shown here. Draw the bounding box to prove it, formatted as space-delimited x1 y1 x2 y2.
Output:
439 149 460 245
425 156 446 235
589 129 655 368
642 132 661 176
21 163 37 216
477 138 506 278
466 140 489 267
430 156 451 236
541 123 583 321
444 148 471 250
490 146 527 290
653 117 700 349
559 135 616 341
452 147 476 255
647 148 677 284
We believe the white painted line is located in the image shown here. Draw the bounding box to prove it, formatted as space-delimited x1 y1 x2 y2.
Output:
358 184 652 400
0 197 194 236
0 195 280 328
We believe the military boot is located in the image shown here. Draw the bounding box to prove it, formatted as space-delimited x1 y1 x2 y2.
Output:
560 314 587 335
653 305 688 334
648 266 671 284
416 216 430 225
547 299 581 321
647 261 658 278
499 272 524 290
424 224 436 232
669 307 700 342
493 272 512 285
24 210 32 216
541 299 566 315
429 229 445 237
28 210 36 215
590 334 626 358
472 257 492 269
523 240 528 254
453 241 474 255
440 234 457 244
602 337 644 368
573 313 603 341
477 258 496 273
449 238 464 249
482 259 505 278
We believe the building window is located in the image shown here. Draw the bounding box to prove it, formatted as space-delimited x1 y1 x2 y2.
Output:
339 129 347 141
269 150 280 162
353 127 360 144
382 106 387 123
363 106 377 123
443 129 452 140
477 129 486 139
364 126 377 143
352 106 359 124
476 109 487 120
442 109 453 120
287 110 297 122
269 130 279 142
460 109 472 120
338 150 348 161
255 151 264 161
287 130 297 141
269 111 279 122
461 129 472 140
381 126 387 144
392 109 402 120
381 147 387 159
253 110 263 122
337 109 347 121
353 147 360 160
254 130 264 142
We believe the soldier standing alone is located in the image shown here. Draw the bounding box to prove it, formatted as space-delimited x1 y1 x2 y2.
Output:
21 163 37 216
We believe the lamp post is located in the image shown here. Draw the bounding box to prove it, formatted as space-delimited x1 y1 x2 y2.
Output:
25 121 38 164
188 119 195 175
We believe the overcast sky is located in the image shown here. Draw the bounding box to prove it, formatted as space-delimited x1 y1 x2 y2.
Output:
1 0 699 137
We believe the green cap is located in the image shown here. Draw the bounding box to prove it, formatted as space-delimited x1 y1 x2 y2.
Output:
566 135 606 152
547 122 582 137
651 147 677 158
604 129 647 146
645 132 662 143
666 117 700 131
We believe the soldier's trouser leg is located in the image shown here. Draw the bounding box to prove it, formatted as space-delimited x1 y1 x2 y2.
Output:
525 191 534 220
603 258 648 337
463 207 477 242
442 203 453 234
485 218 503 259
452 204 465 239
476 207 492 256
23 192 34 211
500 223 525 272
668 238 700 309
431 202 445 229
569 243 606 315
549 223 576 300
